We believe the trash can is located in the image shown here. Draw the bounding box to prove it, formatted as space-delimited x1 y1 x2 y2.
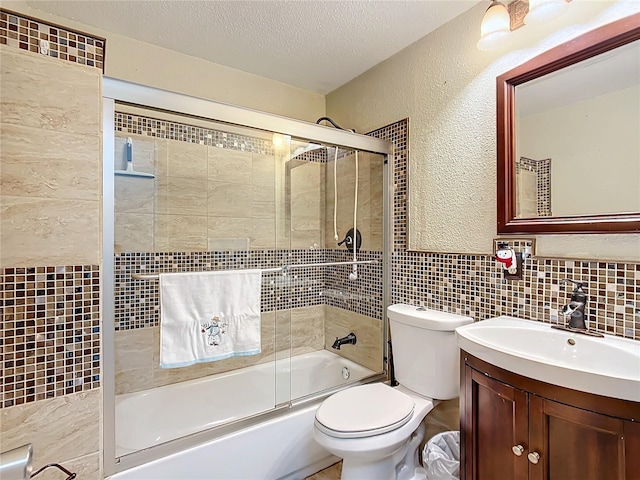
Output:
423 431 460 480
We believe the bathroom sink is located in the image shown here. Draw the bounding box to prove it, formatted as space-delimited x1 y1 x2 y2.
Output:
455 316 640 402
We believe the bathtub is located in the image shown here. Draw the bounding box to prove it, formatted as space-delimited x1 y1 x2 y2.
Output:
112 350 376 479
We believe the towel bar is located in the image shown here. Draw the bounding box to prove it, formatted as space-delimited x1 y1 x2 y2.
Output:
129 259 379 281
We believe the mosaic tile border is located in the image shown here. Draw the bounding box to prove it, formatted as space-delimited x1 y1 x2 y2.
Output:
392 252 640 340
0 9 105 71
367 119 408 250
115 112 275 156
114 249 384 330
291 146 359 164
517 156 552 216
116 112 362 163
0 265 101 408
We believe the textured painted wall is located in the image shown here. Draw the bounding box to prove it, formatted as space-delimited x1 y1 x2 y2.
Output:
327 0 640 260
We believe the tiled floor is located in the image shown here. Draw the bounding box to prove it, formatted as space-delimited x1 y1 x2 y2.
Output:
305 461 342 480
304 399 459 479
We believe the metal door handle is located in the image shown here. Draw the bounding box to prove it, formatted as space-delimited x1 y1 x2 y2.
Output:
512 445 524 456
528 451 541 464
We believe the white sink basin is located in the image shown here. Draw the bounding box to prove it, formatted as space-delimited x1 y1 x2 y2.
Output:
455 316 640 402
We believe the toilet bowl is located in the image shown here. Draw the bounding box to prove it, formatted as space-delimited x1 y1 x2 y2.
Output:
313 304 473 480
314 384 434 480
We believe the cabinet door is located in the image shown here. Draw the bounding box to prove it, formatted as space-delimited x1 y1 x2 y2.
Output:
528 396 637 480
462 367 529 480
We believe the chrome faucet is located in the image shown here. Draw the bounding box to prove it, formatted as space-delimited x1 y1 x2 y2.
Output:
331 333 357 350
552 279 603 337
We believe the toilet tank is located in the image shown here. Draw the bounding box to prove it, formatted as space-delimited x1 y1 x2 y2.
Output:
388 304 473 400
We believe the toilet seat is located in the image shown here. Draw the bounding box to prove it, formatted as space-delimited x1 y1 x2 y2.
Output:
315 383 414 439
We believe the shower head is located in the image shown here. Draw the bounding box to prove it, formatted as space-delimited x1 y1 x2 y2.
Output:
315 116 356 133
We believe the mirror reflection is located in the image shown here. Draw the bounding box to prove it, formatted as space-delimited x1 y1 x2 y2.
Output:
514 40 640 219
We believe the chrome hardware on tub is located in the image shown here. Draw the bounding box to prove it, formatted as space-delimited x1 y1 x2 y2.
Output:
130 259 379 281
551 279 604 338
0 444 76 480
0 444 32 480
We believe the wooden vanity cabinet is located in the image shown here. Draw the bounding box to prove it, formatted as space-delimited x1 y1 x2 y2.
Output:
460 352 640 480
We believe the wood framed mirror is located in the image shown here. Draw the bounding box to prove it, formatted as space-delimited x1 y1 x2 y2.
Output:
497 13 640 234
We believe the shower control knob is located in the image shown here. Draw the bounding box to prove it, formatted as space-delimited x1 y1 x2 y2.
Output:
528 452 541 464
511 445 524 456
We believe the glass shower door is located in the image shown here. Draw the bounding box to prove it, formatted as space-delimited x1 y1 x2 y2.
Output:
111 104 286 457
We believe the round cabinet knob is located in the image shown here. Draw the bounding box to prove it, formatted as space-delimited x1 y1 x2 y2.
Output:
512 445 524 456
528 452 541 464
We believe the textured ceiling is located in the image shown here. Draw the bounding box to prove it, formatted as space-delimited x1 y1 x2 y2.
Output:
26 0 480 93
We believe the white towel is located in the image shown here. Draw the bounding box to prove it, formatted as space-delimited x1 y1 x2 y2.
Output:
159 269 262 369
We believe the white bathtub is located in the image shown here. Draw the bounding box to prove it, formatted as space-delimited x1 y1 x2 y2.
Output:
112 350 375 479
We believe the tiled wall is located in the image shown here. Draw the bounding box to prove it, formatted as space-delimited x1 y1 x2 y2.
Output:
0 23 103 479
112 113 387 393
116 112 274 155
0 266 100 408
517 157 551 216
392 252 639 339
375 119 639 340
0 9 105 71
114 249 383 330
115 306 325 394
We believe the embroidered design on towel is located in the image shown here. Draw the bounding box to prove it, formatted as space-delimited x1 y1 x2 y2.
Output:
201 316 228 346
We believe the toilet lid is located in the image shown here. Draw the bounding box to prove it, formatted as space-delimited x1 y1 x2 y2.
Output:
315 383 414 439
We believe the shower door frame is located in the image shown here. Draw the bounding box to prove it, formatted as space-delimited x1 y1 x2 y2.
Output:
102 78 394 476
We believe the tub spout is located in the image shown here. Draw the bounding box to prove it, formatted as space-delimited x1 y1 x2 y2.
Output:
331 333 357 350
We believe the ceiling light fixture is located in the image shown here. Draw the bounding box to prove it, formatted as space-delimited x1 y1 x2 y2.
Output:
477 0 511 51
478 0 571 50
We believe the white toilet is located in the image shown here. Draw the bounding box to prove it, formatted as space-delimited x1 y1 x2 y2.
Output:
313 304 473 480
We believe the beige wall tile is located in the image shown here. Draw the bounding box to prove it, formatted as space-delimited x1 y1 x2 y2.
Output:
324 305 383 372
155 138 169 177
291 305 325 351
114 175 155 214
292 189 322 226
290 161 323 249
115 367 154 395
156 177 208 216
114 213 154 253
251 217 277 249
115 328 154 373
290 161 322 189
208 146 252 184
1 196 100 267
252 184 276 219
167 140 207 179
0 124 100 200
0 46 101 136
252 153 276 186
208 216 253 243
207 181 253 217
0 389 100 469
34 452 101 480
154 214 208 251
